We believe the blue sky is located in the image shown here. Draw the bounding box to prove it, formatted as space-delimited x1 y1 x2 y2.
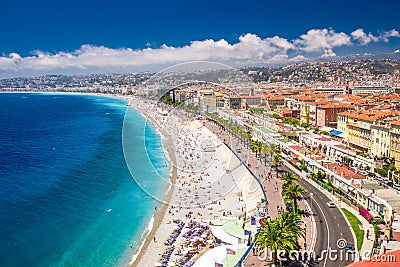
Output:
1 0 400 77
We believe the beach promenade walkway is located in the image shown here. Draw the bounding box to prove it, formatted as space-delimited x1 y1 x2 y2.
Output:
204 119 315 266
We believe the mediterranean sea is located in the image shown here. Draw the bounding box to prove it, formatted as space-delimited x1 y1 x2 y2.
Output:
0 93 168 266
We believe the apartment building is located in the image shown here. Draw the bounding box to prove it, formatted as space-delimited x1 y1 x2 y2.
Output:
390 121 400 168
371 124 391 158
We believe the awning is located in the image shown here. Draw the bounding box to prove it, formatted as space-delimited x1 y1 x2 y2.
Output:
330 129 343 136
359 207 373 221
192 245 227 267
211 226 239 245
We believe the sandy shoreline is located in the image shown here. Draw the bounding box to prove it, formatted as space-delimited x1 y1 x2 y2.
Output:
127 99 178 267
128 98 263 267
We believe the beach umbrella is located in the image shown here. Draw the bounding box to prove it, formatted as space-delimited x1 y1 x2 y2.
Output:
201 233 207 238
378 224 386 230
168 263 175 267
154 262 162 267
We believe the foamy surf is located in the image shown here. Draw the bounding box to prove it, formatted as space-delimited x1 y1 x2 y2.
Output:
129 215 155 265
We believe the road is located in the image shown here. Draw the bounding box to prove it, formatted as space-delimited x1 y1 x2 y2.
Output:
204 117 355 267
299 175 356 267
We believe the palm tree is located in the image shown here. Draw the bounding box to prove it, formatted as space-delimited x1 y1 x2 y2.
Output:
299 162 307 171
244 133 252 148
279 211 305 242
280 171 298 186
310 170 326 182
256 140 264 158
261 143 269 166
282 183 306 213
272 154 282 179
255 211 304 265
255 218 282 265
265 143 276 159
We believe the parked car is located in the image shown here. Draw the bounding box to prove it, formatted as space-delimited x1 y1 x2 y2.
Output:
236 148 241 153
345 243 356 254
393 184 400 191
359 170 368 175
327 201 336 208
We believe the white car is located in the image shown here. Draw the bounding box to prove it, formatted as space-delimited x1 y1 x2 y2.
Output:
327 201 336 208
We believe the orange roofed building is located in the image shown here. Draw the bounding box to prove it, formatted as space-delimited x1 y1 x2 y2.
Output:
316 103 355 128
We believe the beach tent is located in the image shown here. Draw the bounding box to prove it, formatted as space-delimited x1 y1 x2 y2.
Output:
192 245 227 267
210 226 239 245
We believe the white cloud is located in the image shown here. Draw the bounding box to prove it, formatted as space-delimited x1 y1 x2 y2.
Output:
288 55 308 62
351 29 400 44
351 29 378 45
294 29 352 52
0 27 399 77
320 49 337 58
380 29 400 42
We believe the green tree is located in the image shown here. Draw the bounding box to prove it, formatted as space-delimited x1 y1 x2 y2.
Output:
254 211 304 265
243 133 252 148
281 171 298 186
299 162 307 171
272 113 280 120
310 170 326 182
290 118 299 126
282 183 306 213
282 117 290 124
252 140 262 158
301 122 311 129
261 143 273 166
272 154 282 179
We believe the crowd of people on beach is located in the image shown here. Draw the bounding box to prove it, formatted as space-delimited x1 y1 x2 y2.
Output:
157 219 212 267
130 99 257 267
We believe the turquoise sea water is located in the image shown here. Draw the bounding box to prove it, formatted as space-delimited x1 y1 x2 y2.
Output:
0 93 168 266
